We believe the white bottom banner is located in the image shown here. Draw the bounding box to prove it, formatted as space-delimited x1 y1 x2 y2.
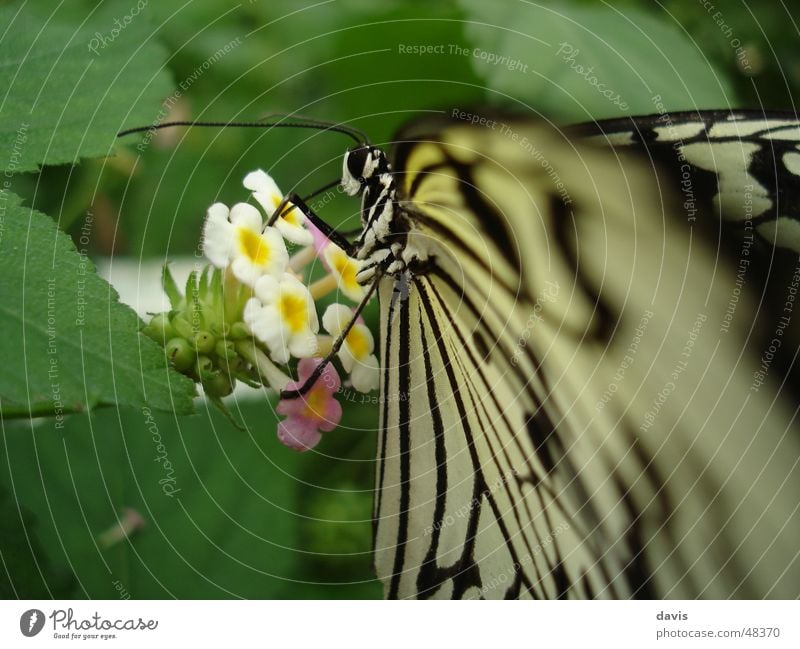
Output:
0 600 797 647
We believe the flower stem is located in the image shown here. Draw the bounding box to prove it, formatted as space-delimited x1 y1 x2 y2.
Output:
309 273 337 300
288 245 317 272
235 340 292 391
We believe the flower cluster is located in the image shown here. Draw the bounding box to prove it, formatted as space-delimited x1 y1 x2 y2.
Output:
143 170 378 451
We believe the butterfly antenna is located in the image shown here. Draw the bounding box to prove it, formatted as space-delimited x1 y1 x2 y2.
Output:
117 112 368 144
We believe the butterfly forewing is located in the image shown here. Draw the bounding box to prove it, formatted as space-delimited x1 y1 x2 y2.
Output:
372 115 800 599
573 110 800 253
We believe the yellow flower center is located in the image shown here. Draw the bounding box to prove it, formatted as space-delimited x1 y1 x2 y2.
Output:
238 228 270 265
331 250 358 289
278 292 308 333
346 326 370 359
272 196 300 225
302 384 328 420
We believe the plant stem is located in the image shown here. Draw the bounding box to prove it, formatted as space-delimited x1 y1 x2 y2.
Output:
309 273 337 299
235 340 292 391
288 245 317 272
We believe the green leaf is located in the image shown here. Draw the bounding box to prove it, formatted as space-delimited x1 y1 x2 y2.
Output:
0 479 74 598
458 1 735 120
0 193 196 417
0 402 381 598
0 0 173 173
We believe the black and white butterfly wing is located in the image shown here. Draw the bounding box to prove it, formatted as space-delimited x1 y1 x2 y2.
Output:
573 110 800 253
372 114 800 599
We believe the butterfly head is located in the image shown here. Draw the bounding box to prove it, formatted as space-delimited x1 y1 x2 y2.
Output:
341 145 389 196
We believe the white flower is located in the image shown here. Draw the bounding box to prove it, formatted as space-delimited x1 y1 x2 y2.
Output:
244 273 319 363
244 170 313 246
323 244 366 302
202 202 288 287
322 303 379 392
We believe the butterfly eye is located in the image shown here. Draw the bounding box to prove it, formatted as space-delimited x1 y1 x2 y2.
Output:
346 145 371 182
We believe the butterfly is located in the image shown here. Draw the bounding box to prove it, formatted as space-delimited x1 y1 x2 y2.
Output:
128 109 800 599
298 109 800 599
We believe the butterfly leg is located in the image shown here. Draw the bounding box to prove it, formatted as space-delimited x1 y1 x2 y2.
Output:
279 270 382 399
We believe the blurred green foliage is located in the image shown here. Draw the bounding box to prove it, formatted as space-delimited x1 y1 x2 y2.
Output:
2 400 379 598
3 0 799 599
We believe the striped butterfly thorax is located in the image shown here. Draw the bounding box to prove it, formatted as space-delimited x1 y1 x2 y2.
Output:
339 110 800 599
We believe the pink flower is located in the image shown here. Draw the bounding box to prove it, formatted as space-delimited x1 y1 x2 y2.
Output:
306 220 331 264
275 358 343 451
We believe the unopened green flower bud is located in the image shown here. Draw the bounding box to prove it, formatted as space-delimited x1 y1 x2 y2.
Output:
210 322 230 338
195 355 214 378
203 371 234 397
222 354 246 375
193 330 216 355
215 339 237 360
229 322 251 340
171 315 194 340
143 312 176 344
166 338 194 371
